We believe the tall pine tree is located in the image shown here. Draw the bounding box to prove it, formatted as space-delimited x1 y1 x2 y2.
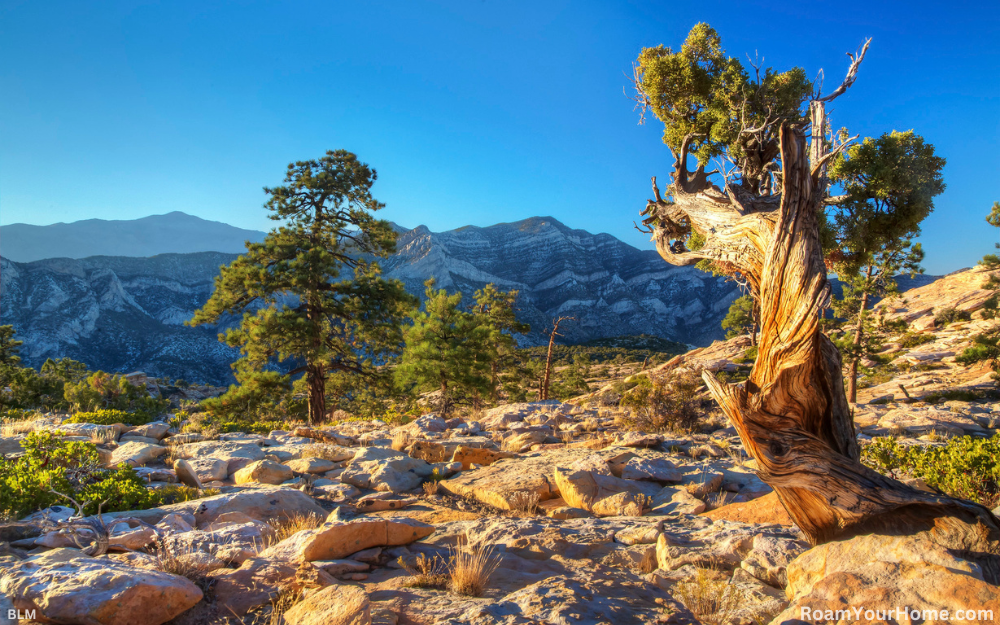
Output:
189 150 415 424
472 284 529 402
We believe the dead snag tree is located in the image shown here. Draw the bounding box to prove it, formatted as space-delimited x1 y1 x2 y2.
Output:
630 25 999 562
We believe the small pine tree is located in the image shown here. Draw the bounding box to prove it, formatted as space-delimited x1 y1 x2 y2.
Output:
0 326 22 366
720 295 757 342
396 280 492 415
472 284 529 402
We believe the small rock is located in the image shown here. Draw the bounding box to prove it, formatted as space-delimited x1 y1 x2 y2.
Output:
283 584 371 625
233 459 295 485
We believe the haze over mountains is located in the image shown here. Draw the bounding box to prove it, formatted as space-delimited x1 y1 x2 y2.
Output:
0 212 266 262
0 212 742 384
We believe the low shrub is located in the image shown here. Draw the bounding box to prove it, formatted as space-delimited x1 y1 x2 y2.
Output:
619 370 706 434
934 307 971 326
0 431 159 519
65 409 151 426
861 433 1000 508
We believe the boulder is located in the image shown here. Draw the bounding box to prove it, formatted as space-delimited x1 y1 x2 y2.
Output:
108 441 166 467
261 516 435 562
128 421 170 440
186 457 228 483
502 429 549 452
341 447 433 492
172 458 203 489
286 457 338 474
703 491 794 526
233 459 294 485
172 440 266 475
284 584 371 625
620 457 681 483
208 557 299 615
774 534 1000 622
739 534 809 588
650 487 706 515
679 469 724 498
0 552 202 625
451 445 516 470
0 435 26 456
552 467 657 517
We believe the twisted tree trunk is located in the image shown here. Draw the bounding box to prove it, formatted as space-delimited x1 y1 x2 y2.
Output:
641 121 999 567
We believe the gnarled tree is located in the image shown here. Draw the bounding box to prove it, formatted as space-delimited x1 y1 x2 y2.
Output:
630 24 999 567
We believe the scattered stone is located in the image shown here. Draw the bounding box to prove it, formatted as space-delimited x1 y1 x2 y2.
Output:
284 584 371 625
262 516 435 562
108 441 167 467
172 458 203 489
620 457 681 483
286 457 338 474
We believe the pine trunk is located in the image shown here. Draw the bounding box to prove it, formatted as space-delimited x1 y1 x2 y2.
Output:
641 122 1000 564
307 364 326 425
847 272 872 403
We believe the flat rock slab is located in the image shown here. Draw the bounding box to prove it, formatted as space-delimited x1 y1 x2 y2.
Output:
262 516 435 562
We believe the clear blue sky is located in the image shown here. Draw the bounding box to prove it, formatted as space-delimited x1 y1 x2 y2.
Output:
1 0 997 275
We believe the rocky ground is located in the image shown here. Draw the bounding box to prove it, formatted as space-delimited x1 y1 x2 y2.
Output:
2 267 1000 625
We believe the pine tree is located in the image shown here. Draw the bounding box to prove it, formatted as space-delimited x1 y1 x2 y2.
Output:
825 131 944 402
396 280 491 416
720 295 757 343
0 326 22 366
472 284 529 402
189 150 415 424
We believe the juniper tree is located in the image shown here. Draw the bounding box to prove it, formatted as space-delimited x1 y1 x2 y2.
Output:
396 280 491 416
0 326 22 366
720 295 758 343
189 150 415 424
629 24 998 547
825 131 944 402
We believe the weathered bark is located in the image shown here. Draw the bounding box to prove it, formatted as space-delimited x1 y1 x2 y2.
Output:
847 265 873 403
541 316 572 401
641 121 1000 563
306 364 326 425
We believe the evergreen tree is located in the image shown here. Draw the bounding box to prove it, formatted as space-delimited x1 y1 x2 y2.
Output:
396 280 491 416
472 284 529 402
0 326 22 366
189 150 415 424
825 130 945 402
720 295 757 342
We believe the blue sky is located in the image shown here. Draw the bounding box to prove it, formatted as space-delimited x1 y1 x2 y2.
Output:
1 0 997 275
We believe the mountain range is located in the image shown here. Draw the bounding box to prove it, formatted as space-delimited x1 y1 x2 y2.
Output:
0 212 744 384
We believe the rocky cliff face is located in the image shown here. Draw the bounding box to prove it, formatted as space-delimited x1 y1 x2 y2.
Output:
0 217 740 384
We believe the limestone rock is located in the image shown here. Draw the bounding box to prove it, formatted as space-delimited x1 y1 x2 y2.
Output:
552 467 657 517
0 552 202 625
739 534 809 588
108 441 166 467
775 534 1000 622
172 440 266 475
262 516 435 562
186 457 228 483
620 457 681 483
233 459 294 485
650 487 706 515
286 457 337 474
172 458 203 489
341 447 432 493
284 584 371 625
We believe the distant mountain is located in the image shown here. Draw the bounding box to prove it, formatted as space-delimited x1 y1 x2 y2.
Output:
0 215 742 384
0 212 266 262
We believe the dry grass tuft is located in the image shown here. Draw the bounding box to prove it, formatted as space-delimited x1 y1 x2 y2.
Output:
267 512 324 545
422 480 440 496
506 490 540 517
639 547 658 574
449 541 501 597
89 426 119 446
146 535 216 587
236 586 303 625
391 431 412 452
673 567 747 625
400 552 449 589
0 417 37 437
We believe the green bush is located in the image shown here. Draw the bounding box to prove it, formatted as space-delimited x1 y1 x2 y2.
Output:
64 371 170 420
897 332 935 349
933 307 971 326
619 370 705 434
65 409 152 426
861 434 1000 508
0 431 159 519
216 419 288 436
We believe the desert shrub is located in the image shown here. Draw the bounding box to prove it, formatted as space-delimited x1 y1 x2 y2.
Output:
64 371 169 420
0 431 158 519
861 434 1000 508
934 307 971 326
619 370 705 434
957 331 1000 373
449 542 501 597
896 332 934 349
155 484 220 505
732 345 758 364
216 419 288 436
65 409 151 426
